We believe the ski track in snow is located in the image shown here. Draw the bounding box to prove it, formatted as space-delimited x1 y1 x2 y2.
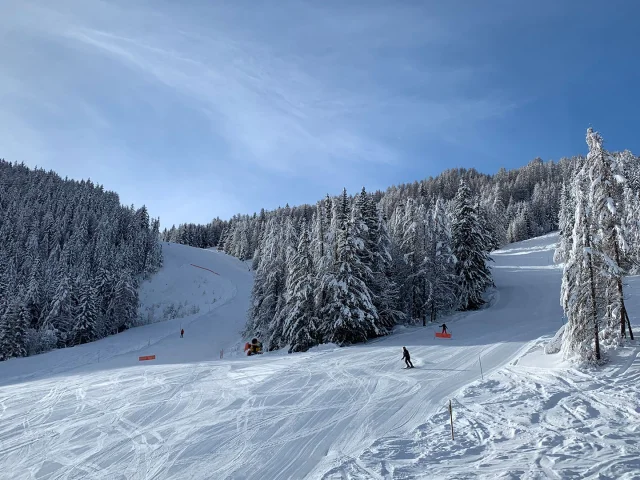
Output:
0 234 638 479
351 340 640 480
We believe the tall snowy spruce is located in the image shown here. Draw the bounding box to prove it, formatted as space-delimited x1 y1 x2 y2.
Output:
369 209 404 328
72 280 98 345
268 216 300 350
245 217 284 347
320 202 380 345
554 181 575 264
560 128 636 362
420 197 457 323
561 184 601 361
451 180 493 310
584 128 633 342
281 223 319 352
0 160 162 360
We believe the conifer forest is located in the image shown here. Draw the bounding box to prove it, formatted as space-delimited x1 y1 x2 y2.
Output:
164 129 640 359
0 161 163 360
2 129 639 361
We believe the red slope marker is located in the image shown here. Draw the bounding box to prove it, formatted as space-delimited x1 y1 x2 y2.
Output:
435 332 452 339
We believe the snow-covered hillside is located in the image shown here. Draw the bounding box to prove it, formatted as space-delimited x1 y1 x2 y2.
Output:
0 234 638 479
0 242 252 386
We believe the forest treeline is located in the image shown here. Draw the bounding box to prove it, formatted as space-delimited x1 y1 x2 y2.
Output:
0 160 162 360
164 154 583 352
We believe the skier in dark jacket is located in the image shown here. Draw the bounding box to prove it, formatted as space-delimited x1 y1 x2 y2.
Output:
180 329 184 338
402 347 414 368
440 323 448 334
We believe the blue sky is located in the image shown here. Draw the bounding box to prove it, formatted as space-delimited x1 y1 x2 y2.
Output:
2 0 639 228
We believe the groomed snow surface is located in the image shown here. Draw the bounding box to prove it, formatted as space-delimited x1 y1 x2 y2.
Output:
1 234 638 479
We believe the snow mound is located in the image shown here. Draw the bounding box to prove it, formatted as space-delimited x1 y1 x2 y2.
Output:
544 324 565 354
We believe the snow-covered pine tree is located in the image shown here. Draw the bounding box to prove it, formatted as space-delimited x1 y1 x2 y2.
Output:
392 198 422 320
411 202 429 322
324 194 334 257
420 197 457 323
554 181 575 264
310 202 329 268
478 184 507 249
23 257 42 329
282 222 318 352
72 279 98 345
268 216 299 349
364 193 403 329
311 202 331 332
561 185 601 361
42 271 75 345
320 189 381 344
352 188 375 285
387 203 413 320
234 219 250 261
0 293 27 359
246 217 285 349
621 184 640 271
452 180 493 310
585 128 633 341
107 272 139 334
328 188 350 263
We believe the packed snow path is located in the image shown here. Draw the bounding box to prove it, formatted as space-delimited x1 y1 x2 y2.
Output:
0 235 566 479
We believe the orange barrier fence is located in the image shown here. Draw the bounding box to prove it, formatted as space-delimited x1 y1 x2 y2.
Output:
435 332 452 339
139 355 156 361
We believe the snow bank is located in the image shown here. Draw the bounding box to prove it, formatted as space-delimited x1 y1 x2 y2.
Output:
544 324 565 354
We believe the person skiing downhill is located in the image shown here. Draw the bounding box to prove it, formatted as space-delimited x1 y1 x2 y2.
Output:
440 323 448 334
402 347 414 369
180 328 184 338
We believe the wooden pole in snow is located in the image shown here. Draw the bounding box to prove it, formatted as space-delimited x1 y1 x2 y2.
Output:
449 399 454 440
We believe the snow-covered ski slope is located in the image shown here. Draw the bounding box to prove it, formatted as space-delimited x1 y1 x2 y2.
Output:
1 233 635 479
0 242 252 386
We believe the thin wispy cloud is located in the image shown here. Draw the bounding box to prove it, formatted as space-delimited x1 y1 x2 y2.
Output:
3 0 636 226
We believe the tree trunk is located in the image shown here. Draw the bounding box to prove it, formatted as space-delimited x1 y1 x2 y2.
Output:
624 308 634 340
585 235 601 360
612 241 630 339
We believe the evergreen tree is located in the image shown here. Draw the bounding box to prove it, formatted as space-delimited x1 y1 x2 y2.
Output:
246 218 285 348
73 280 98 345
0 294 27 359
282 223 318 352
420 198 457 323
319 190 383 344
561 185 601 361
43 272 75 343
554 182 575 264
452 180 493 310
268 217 299 349
108 272 139 334
585 128 633 341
